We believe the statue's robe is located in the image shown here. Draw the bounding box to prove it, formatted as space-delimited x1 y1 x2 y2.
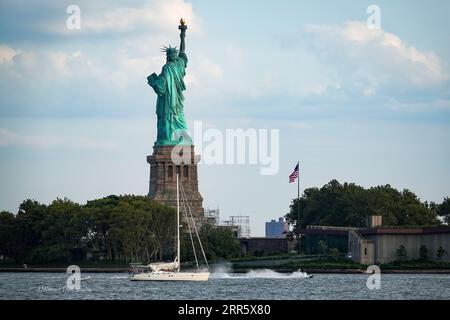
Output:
148 52 191 145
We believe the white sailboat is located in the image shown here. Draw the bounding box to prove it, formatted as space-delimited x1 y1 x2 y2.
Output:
129 174 210 282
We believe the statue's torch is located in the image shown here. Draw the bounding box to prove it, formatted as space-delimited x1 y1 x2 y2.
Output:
178 18 187 53
179 18 187 34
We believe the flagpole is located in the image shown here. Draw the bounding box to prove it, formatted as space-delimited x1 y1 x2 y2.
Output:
297 161 300 254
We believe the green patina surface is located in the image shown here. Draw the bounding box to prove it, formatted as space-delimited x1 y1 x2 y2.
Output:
147 22 192 146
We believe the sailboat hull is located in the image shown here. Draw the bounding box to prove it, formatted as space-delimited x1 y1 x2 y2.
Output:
130 272 210 282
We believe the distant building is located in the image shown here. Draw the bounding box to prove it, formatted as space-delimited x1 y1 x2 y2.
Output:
265 217 289 238
240 238 287 256
300 226 351 255
349 226 450 264
299 216 450 264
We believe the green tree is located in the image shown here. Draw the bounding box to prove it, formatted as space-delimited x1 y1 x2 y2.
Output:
32 198 86 263
286 180 440 229
84 195 120 261
437 197 450 224
15 199 48 263
182 224 240 262
85 195 177 263
0 211 18 263
3 195 190 264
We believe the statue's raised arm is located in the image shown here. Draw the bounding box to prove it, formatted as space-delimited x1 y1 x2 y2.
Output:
179 18 187 54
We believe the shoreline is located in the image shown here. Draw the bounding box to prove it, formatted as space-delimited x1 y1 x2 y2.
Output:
1 267 450 274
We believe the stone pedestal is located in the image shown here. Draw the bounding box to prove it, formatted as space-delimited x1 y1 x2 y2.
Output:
147 145 205 223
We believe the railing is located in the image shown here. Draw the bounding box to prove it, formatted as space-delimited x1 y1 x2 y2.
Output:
307 225 361 232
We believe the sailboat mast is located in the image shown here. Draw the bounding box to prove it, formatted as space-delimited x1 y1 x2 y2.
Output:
176 173 180 272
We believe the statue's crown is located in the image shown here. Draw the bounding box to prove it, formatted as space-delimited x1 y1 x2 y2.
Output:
161 45 178 55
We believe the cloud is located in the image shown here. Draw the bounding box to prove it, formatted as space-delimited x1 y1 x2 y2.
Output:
304 21 450 96
0 45 17 65
0 127 117 150
0 0 220 118
187 57 223 87
1 2 449 122
386 98 450 113
0 42 156 113
42 0 201 36
200 58 223 80
0 44 95 79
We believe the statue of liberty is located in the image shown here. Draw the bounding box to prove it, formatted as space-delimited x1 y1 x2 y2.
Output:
147 19 192 146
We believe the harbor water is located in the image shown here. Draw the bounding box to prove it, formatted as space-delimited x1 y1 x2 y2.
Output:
1 270 449 300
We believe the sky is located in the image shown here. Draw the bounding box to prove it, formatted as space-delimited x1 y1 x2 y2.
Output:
0 0 449 236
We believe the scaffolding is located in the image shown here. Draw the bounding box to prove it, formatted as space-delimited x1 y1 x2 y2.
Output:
222 215 250 238
204 207 220 226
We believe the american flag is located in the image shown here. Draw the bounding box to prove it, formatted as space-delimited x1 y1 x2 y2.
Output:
289 163 299 183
